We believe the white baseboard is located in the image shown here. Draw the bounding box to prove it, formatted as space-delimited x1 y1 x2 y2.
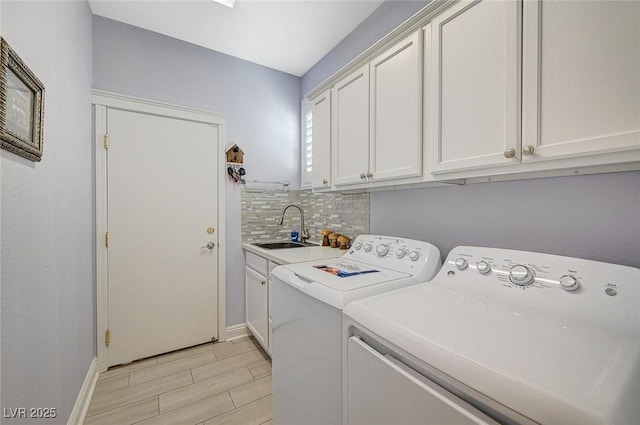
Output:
224 324 250 342
67 357 98 425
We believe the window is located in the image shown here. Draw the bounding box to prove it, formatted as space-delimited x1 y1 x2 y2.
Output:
304 108 313 173
301 98 313 188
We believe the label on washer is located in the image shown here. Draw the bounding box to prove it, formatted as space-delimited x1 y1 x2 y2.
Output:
313 263 380 278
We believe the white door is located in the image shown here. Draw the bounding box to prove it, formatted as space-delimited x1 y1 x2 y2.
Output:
429 0 520 174
332 64 370 187
310 90 332 189
522 0 640 163
370 30 422 182
106 108 219 367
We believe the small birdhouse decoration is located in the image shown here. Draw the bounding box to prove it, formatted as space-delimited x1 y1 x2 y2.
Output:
226 144 245 183
226 144 244 164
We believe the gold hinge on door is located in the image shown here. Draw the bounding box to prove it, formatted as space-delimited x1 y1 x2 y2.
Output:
104 134 110 149
105 232 110 248
105 329 111 347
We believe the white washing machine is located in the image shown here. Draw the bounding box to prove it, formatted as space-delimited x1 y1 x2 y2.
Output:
271 235 442 425
343 246 640 425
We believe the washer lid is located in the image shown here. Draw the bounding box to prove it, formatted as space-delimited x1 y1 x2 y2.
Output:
272 259 413 310
344 282 640 425
284 259 410 291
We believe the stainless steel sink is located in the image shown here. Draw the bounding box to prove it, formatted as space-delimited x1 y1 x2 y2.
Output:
253 241 317 249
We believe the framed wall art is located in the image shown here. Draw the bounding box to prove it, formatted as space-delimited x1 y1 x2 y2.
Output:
0 38 45 162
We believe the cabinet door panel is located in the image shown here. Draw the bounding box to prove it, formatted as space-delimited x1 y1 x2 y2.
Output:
332 65 370 186
430 0 520 173
370 30 423 182
311 90 332 189
245 267 268 348
522 0 640 163
347 337 498 425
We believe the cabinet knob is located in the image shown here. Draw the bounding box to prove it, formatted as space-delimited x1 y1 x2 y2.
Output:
504 148 516 159
360 173 366 179
261 281 266 286
322 179 328 185
366 172 373 178
522 145 535 156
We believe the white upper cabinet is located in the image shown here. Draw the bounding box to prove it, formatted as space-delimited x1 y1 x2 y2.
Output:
331 30 423 187
332 64 370 186
521 0 640 164
428 0 521 174
306 0 639 189
310 90 332 189
370 30 423 182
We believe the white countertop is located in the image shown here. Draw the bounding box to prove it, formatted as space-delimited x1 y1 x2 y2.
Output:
242 242 344 265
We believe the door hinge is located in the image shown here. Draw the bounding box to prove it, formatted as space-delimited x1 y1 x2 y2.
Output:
104 134 110 149
105 232 110 248
105 329 111 347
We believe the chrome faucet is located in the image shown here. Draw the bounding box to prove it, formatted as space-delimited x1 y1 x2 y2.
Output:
278 204 309 243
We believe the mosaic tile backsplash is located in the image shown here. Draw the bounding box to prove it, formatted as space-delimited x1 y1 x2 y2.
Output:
241 189 370 244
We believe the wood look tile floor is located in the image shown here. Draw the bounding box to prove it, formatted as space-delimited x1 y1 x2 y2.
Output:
84 337 272 425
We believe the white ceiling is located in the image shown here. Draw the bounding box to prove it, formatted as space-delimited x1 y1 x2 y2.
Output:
88 0 384 76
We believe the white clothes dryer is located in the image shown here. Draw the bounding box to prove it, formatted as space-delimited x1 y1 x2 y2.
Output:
343 246 640 425
270 235 442 425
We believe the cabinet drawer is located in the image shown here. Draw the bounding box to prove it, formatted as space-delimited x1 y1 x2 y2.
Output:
246 251 268 275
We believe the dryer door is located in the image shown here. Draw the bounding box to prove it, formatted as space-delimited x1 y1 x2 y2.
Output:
346 337 498 425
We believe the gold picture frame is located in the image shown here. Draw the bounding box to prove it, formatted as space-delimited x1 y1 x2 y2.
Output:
0 38 45 162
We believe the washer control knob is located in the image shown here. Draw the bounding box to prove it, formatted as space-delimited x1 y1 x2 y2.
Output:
559 275 579 291
409 251 420 262
455 258 468 270
354 242 363 250
510 265 535 286
477 261 491 274
363 243 373 252
396 248 406 259
376 244 389 257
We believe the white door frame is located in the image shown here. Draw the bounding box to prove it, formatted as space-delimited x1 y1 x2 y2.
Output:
93 90 227 372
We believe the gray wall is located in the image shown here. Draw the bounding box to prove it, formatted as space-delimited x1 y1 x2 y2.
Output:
93 17 301 327
1 1 94 422
372 173 640 268
301 0 430 96
304 1 640 269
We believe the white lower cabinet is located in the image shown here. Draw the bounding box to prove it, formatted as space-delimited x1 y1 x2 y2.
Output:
245 251 280 355
245 266 269 351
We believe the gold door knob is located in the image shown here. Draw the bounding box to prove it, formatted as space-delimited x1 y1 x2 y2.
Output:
522 145 535 156
207 227 215 234
504 148 516 159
